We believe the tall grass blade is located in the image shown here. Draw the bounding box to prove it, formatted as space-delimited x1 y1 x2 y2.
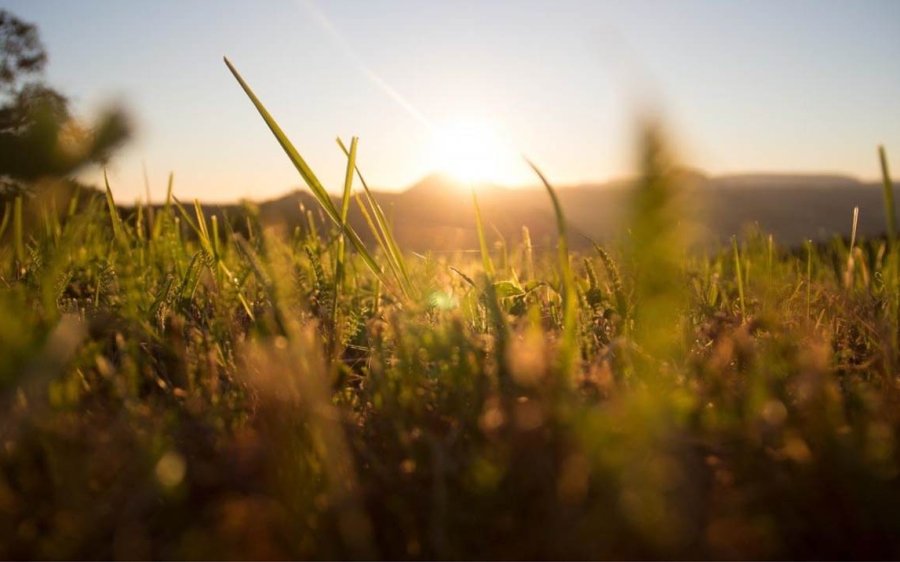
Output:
522 226 534 281
352 192 403 285
142 160 155 235
471 190 495 278
193 199 214 257
211 215 220 258
732 236 746 318
845 206 859 288
526 158 577 375
104 170 127 248
880 145 896 244
171 196 206 248
223 57 384 283
881 147 900 349
331 136 358 352
337 137 411 296
806 239 812 321
338 137 358 227
151 172 175 240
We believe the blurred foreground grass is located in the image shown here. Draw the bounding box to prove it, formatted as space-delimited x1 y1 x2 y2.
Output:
0 66 899 558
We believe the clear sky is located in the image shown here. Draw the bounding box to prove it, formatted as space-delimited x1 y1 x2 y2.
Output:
4 0 900 201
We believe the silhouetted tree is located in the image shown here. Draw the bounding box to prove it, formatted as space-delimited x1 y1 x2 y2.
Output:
0 9 129 199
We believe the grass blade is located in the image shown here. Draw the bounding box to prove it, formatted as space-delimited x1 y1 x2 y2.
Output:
526 158 577 376
471 190 495 278
337 137 411 296
733 236 746 318
845 206 859 288
104 170 128 248
880 145 896 244
224 57 384 284
331 136 358 352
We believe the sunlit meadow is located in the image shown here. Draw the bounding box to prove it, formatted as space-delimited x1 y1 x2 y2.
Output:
1 51 900 558
2 3 900 557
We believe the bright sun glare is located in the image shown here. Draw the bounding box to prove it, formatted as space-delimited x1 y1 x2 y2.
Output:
427 119 522 186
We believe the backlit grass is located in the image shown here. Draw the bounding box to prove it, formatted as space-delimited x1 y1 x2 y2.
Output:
0 63 898 559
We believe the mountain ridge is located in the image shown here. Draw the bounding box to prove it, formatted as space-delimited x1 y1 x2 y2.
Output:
246 171 885 251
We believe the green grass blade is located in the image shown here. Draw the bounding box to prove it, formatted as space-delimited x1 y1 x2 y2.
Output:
211 215 220 258
224 57 384 283
151 172 175 240
878 147 899 342
171 196 206 247
527 158 577 375
224 58 334 214
733 236 746 319
845 206 860 288
471 190 495 278
337 137 411 295
339 137 358 226
193 199 215 257
880 145 896 244
104 170 128 248
331 136 358 352
142 161 155 237
352 192 405 289
806 239 813 321
166 172 174 208
521 226 534 281
335 137 358 280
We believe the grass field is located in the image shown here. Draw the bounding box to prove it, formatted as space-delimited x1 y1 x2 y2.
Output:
1 63 899 559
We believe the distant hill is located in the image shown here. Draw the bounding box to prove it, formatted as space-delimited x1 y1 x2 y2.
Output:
126 172 883 252
246 172 887 251
251 174 584 253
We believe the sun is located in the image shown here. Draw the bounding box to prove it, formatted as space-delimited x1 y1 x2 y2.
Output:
426 119 521 186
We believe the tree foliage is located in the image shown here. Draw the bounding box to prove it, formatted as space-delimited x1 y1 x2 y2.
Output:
0 9 129 198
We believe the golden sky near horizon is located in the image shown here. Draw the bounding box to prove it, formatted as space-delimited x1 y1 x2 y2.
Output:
5 0 900 201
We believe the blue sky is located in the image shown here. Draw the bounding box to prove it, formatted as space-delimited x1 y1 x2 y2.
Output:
4 0 900 201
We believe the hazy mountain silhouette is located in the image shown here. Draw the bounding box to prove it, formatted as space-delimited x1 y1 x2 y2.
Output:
118 172 883 253
246 171 884 251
